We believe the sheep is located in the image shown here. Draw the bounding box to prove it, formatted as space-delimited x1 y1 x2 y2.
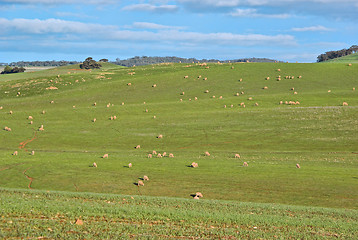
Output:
279 101 283 105
204 90 209 93
107 103 110 108
196 192 203 198
121 102 125 105
342 102 348 106
162 152 167 157
28 116 33 120
93 162 97 168
110 116 113 120
113 116 117 120
152 84 157 87
169 153 174 158
157 153 162 158
93 118 96 123
263 86 268 90
180 99 183 102
17 92 21 95
203 78 207 80
296 101 300 105
231 66 234 69
145 109 148 113
224 105 227 108
0 106 2 109
102 154 109 158
31 151 35 155
328 90 331 93
181 92 185 95
240 102 245 106
191 162 198 168
243 162 248 167
205 151 210 156
291 87 295 91
248 97 253 101
143 175 149 181
194 97 198 100
73 106 76 108
235 154 241 158
298 76 302 79
4 126 11 131
266 77 270 80
277 69 281 72
42 110 45 114
184 75 188 79
348 63 352 66
189 98 192 101
135 145 141 149
9 110 13 114
255 102 259 106
235 93 240 96
152 150 157 155
219 96 223 99
296 163 301 169
193 195 200 200
93 102 97 106
198 75 202 79
30 121 33 125
239 78 243 82
230 104 234 108
138 180 144 186
277 77 281 81
38 125 44 131
212 96 216 98
127 83 132 86
128 163 132 168
148 154 152 158
13 151 18 156
241 91 245 95
153 116 156 119
50 100 54 104
353 87 355 91
294 92 298 95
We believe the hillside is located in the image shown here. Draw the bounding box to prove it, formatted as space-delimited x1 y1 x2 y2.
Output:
0 62 357 211
325 52 358 63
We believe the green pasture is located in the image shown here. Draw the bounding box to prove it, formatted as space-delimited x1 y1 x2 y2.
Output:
0 62 357 210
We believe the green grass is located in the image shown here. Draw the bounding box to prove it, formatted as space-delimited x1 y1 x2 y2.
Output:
0 187 357 239
0 62 357 208
325 52 358 63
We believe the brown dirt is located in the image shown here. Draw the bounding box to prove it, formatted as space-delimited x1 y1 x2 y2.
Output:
23 168 34 189
19 131 37 152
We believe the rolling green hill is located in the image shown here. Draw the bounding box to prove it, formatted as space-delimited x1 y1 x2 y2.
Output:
325 52 358 63
1 61 357 238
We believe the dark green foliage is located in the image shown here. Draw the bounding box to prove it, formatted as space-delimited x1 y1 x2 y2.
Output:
99 58 108 62
0 65 26 74
79 57 102 69
317 45 358 62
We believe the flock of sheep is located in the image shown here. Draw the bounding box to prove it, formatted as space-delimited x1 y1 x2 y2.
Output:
2 62 355 200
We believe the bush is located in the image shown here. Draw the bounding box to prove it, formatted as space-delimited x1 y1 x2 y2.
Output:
1 66 26 74
80 57 102 69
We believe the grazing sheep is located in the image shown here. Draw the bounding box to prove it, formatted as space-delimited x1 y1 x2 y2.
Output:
152 84 157 87
296 163 301 169
224 105 227 108
30 121 33 125
73 106 76 108
127 83 132 86
128 163 132 168
162 152 167 157
191 162 198 168
102 154 109 158
230 104 234 108
0 106 2 110
31 151 35 155
342 102 348 106
212 96 216 98
203 78 207 80
4 126 11 131
184 75 188 79
9 110 13 114
113 116 117 120
348 63 352 66
235 154 241 158
239 78 243 82
93 162 97 168
42 110 45 114
291 88 295 91
277 69 281 72
152 150 157 155
198 75 202 79
135 145 141 149
28 116 33 120
296 101 300 105
241 91 245 95
205 90 209 93
38 125 44 131
181 92 185 95
138 180 144 186
157 153 162 158
148 154 152 158
266 77 270 80
205 151 210 156
196 192 203 198
353 87 355 91
180 99 183 102
143 175 149 181
110 116 113 120
153 116 156 119
243 162 248 167
169 153 174 158
93 118 96 123
145 109 148 113
235 93 239 96
13 151 18 156
193 196 200 200
50 100 54 104
294 92 297 95
189 98 192 101
93 102 97 106
298 76 302 79
277 77 281 81
263 86 268 90
194 97 198 100
157 134 163 139
240 102 245 106
121 102 125 105
255 102 259 106
107 103 110 108
279 101 283 105
328 90 331 93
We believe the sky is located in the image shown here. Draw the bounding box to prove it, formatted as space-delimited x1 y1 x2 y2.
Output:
0 0 357 63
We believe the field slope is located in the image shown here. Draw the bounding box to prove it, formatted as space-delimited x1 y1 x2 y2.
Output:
0 62 357 211
325 52 358 63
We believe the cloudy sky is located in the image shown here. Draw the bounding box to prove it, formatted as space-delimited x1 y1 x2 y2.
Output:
0 0 357 63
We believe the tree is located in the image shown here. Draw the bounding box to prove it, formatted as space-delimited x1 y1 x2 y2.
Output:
1 65 26 74
99 59 108 62
80 57 102 69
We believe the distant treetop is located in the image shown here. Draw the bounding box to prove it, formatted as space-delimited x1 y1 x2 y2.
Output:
317 45 358 62
80 57 102 69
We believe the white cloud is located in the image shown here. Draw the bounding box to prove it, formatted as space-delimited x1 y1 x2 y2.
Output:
0 18 295 47
122 3 179 13
230 8 290 18
291 25 334 32
129 22 185 30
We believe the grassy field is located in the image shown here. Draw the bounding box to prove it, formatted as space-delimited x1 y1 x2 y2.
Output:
0 61 357 237
1 187 357 239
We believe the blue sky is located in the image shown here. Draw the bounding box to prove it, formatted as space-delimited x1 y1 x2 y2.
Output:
0 0 357 63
